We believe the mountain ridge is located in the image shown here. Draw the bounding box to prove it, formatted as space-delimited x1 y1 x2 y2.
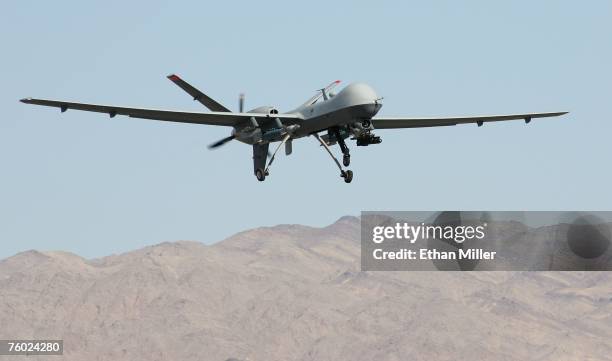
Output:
1 216 611 361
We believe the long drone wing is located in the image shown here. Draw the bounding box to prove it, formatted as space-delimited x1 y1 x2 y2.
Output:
371 111 568 129
20 98 302 127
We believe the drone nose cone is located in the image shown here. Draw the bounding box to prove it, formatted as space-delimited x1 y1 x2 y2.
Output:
340 83 379 104
338 83 382 118
361 102 382 118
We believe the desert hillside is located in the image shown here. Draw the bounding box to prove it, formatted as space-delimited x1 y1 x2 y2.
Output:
1 216 611 361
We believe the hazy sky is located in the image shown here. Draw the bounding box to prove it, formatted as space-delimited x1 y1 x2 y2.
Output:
1 1 611 259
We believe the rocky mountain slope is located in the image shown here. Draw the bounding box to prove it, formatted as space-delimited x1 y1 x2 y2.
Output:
1 216 611 361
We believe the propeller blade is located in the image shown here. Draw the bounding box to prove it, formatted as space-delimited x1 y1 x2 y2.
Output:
208 135 236 149
239 93 245 113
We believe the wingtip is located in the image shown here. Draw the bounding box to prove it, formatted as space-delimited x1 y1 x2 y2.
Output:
167 74 180 81
20 97 32 103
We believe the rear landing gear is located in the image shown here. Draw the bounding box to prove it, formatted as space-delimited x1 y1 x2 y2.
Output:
255 134 291 182
314 133 354 184
255 168 266 181
252 143 269 182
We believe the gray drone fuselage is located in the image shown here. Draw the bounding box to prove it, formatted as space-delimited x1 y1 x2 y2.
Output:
233 82 382 145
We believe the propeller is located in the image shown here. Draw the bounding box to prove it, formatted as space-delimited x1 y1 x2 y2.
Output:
208 134 236 149
208 92 273 157
208 93 244 149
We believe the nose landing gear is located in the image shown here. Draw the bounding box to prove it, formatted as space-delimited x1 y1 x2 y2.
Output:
314 132 354 184
341 169 353 183
343 154 350 167
331 127 351 167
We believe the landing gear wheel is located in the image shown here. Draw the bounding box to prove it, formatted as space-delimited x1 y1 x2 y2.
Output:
255 168 266 181
341 170 353 183
361 119 371 128
343 154 351 167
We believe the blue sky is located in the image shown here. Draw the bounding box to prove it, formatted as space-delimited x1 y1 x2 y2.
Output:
1 1 611 259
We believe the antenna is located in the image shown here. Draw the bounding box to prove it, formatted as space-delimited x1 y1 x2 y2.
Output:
320 88 329 101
